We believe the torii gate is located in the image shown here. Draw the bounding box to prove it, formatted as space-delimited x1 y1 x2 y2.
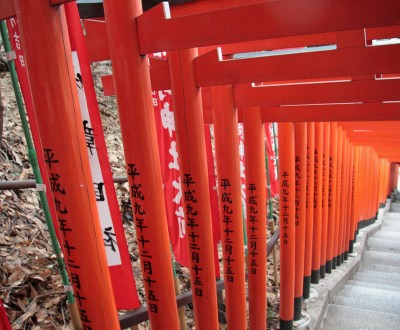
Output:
1 1 400 330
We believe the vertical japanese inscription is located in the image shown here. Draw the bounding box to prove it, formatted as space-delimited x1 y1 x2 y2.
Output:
295 156 301 226
220 178 236 282
248 183 259 273
44 148 92 329
281 172 290 245
127 164 158 313
314 149 319 209
328 156 334 208
182 174 203 297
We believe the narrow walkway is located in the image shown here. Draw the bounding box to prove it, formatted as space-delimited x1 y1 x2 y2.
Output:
322 201 400 330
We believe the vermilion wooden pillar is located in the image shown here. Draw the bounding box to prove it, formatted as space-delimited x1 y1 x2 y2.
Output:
212 86 247 330
320 122 330 278
294 123 307 320
338 135 349 264
13 1 119 328
303 122 315 298
345 143 354 259
243 107 267 330
278 122 296 330
358 147 367 229
168 48 219 329
349 146 359 252
102 0 179 328
311 122 323 283
333 128 343 268
326 123 338 273
352 147 361 243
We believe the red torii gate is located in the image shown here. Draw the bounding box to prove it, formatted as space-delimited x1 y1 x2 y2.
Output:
1 1 400 330
82 1 400 329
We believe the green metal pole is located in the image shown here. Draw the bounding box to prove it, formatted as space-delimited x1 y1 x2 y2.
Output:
0 21 75 304
242 206 248 256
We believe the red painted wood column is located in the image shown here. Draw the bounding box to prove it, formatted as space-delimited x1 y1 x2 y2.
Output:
278 122 296 330
344 142 354 259
168 48 218 329
293 122 307 320
102 0 179 328
211 86 247 329
243 107 267 330
339 139 348 262
333 128 343 268
311 123 323 283
13 1 119 328
326 123 338 273
352 147 361 243
303 122 315 298
320 122 330 278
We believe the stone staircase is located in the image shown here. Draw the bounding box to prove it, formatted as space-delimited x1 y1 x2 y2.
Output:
321 201 400 330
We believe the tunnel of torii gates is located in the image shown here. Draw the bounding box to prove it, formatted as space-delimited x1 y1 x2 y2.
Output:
1 0 400 329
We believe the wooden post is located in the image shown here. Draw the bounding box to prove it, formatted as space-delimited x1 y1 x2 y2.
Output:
293 122 307 320
333 128 344 267
311 122 323 283
212 85 247 329
278 122 296 330
326 123 338 272
303 122 315 299
168 48 219 329
320 122 330 277
243 107 267 330
13 0 119 328
102 0 179 328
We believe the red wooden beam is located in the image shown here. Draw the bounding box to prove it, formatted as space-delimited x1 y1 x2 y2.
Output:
49 0 75 5
234 79 400 107
195 44 400 87
170 0 270 17
246 103 400 123
0 0 15 20
339 121 400 131
218 25 400 56
346 131 400 140
218 33 336 57
366 25 400 41
137 0 400 54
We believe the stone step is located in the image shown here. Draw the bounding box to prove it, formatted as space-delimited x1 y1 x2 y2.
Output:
340 284 400 303
381 220 400 230
366 237 400 253
372 231 400 241
389 203 400 212
363 250 400 266
361 262 400 273
334 295 400 315
347 279 400 292
356 269 400 282
353 274 400 288
322 304 400 330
